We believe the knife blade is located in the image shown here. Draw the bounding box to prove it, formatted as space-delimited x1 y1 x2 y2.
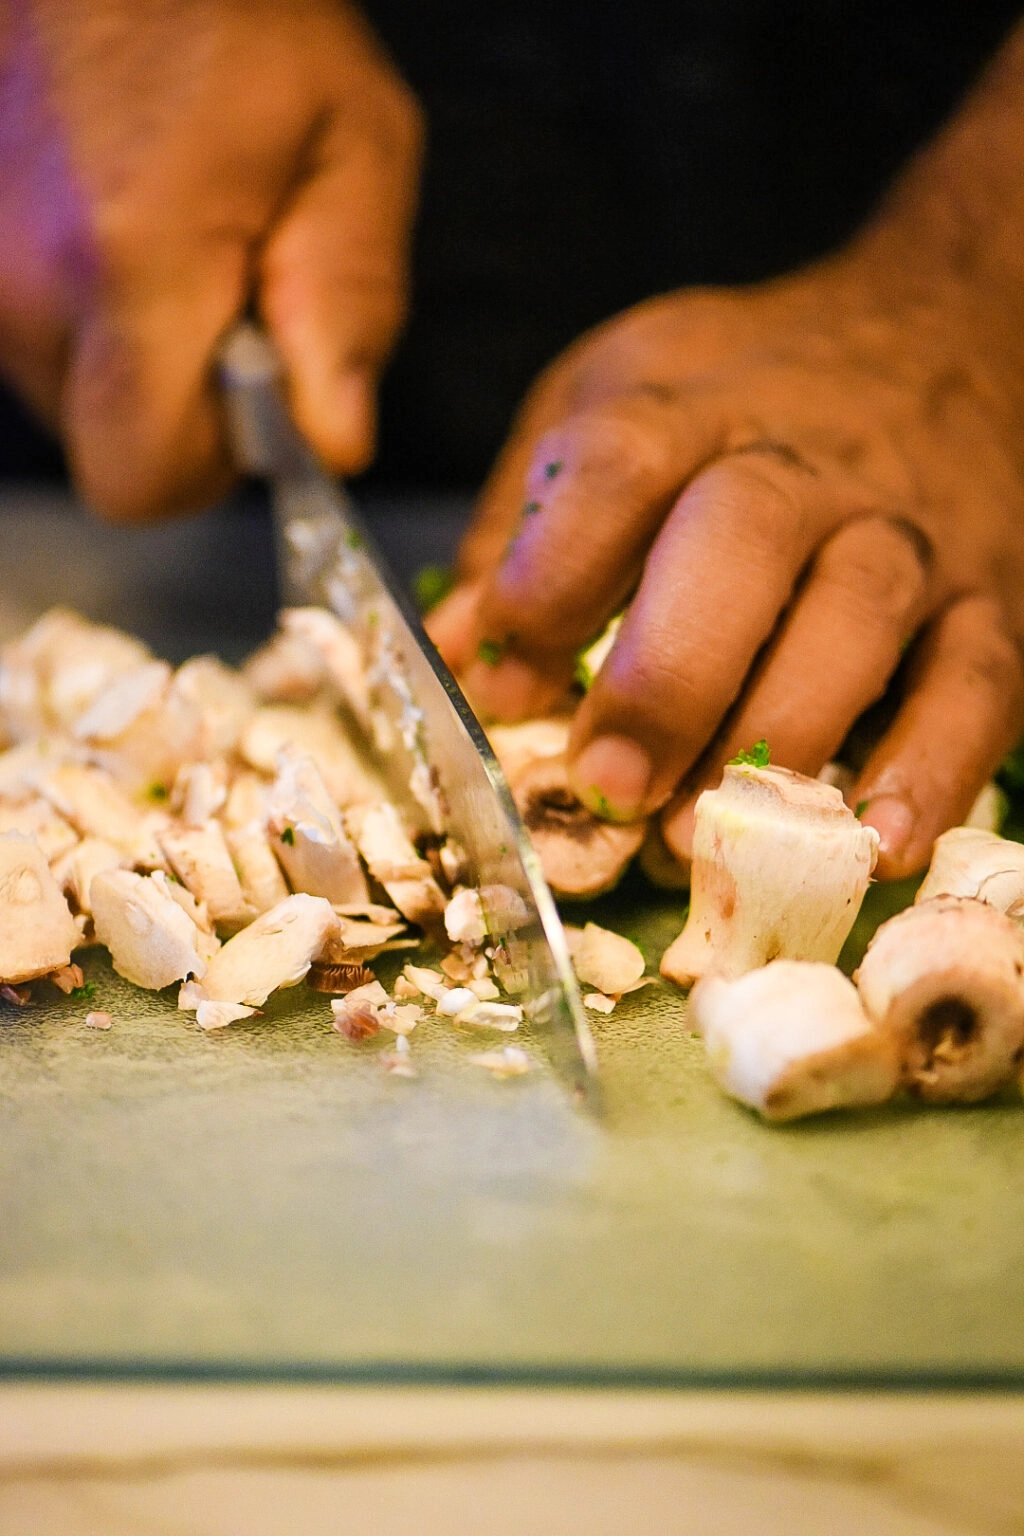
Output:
218 323 599 1107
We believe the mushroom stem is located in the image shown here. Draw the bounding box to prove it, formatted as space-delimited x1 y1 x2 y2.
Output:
915 826 1024 916
855 894 1024 1102
661 764 879 987
691 961 899 1121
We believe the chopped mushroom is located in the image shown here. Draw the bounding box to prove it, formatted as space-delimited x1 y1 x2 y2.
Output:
50 836 126 917
223 822 291 914
855 894 1024 1103
914 827 1024 916
470 1045 531 1078
345 801 446 925
692 961 900 1121
444 887 487 946
266 753 369 905
91 869 210 990
158 820 253 933
0 831 80 985
183 893 337 1007
566 922 646 997
508 754 645 899
0 795 79 862
661 764 879 988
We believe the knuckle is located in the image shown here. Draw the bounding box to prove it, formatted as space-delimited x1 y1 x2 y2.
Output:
529 404 677 506
817 518 929 622
698 456 811 565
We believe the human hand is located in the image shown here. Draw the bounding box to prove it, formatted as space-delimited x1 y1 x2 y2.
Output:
0 0 421 519
429 245 1024 881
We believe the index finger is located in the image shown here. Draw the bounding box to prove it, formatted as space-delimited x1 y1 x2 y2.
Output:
566 450 856 819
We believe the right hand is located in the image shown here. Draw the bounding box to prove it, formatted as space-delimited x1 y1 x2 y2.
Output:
0 0 422 519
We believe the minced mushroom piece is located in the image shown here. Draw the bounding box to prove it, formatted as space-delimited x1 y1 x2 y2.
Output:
195 1000 255 1032
36 762 167 866
0 831 80 985
239 704 380 808
0 795 79 862
583 992 617 1014
223 822 290 914
0 607 151 739
266 753 369 905
183 893 337 1007
566 922 646 997
507 754 645 899
71 659 204 796
171 760 229 827
915 827 1024 916
158 820 253 933
855 894 1024 1103
279 607 373 731
47 963 85 994
220 771 270 830
444 887 487 946
85 1010 113 1030
661 764 879 988
346 801 446 925
91 869 210 990
50 836 126 917
170 655 254 759
242 628 327 704
381 1034 418 1077
306 960 375 993
470 1045 531 1078
692 961 900 1121
454 999 522 1031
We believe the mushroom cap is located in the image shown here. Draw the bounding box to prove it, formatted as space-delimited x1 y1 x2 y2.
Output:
915 826 1024 914
856 895 1024 1102
509 755 645 899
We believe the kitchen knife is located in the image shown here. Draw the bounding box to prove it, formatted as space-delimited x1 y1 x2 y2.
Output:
218 322 599 1106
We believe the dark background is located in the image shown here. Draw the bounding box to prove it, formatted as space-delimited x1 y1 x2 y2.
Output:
1 0 1020 491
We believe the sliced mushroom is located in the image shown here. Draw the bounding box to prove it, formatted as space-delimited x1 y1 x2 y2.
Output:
186 893 337 1006
345 801 445 925
280 607 372 732
71 659 204 796
661 764 879 988
90 869 210 990
242 628 327 704
855 894 1024 1103
170 655 254 759
692 961 899 1121
0 607 151 740
171 760 229 827
36 762 168 866
0 831 80 984
508 754 645 899
915 827 1024 916
266 753 369 905
486 717 570 783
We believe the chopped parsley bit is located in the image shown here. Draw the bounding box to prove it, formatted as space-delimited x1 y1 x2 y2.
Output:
280 825 295 845
71 981 97 1001
413 563 454 614
729 738 771 768
499 843 508 855
345 527 364 550
855 799 869 819
477 638 504 667
592 790 613 818
522 499 542 516
543 460 563 480
367 609 379 627
147 782 169 802
166 870 182 884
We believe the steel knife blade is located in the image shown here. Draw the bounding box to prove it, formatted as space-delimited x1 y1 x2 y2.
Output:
219 322 599 1107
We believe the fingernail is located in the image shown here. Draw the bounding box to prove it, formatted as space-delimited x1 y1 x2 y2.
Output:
860 794 915 862
462 654 552 721
570 735 653 821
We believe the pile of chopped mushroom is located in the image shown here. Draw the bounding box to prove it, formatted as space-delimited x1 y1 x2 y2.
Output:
0 606 649 1080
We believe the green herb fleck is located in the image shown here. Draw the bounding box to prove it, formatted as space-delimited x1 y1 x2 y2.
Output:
346 527 364 550
71 981 96 1002
543 460 563 481
855 799 869 819
522 499 542 516
413 563 454 614
147 782 169 802
728 738 771 768
591 790 613 819
477 638 504 667
280 826 295 846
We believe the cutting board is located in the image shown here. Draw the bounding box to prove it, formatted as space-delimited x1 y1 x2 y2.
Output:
0 491 1022 1387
